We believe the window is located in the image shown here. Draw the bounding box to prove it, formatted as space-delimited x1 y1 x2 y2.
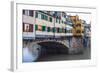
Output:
41 14 44 19
62 20 63 24
73 19 76 22
44 15 48 21
49 17 52 22
52 27 55 33
23 23 33 32
76 24 81 27
56 18 58 23
23 10 28 15
62 28 65 33
29 10 34 17
41 14 48 21
76 30 81 33
47 27 51 32
82 30 84 33
59 19 60 24
35 25 38 30
35 12 38 18
23 10 25 15
42 26 46 31
57 28 60 33
65 29 67 33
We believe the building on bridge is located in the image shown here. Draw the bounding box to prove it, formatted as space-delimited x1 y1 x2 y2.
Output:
22 10 73 40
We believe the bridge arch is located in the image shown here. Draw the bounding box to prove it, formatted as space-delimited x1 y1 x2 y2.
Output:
37 41 69 56
23 40 70 62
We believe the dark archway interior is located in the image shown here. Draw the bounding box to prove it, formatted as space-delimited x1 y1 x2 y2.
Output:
38 41 69 57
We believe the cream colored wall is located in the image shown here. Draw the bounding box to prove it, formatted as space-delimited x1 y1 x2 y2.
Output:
22 15 35 38
22 15 34 24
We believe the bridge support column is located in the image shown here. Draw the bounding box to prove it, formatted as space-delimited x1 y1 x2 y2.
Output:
68 37 84 54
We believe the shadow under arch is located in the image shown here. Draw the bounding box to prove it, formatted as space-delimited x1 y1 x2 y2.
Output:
37 41 69 56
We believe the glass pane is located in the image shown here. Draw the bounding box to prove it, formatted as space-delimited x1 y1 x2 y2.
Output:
35 12 38 18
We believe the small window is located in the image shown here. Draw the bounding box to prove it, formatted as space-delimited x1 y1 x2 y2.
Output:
59 19 60 24
35 25 38 30
45 15 48 21
35 12 38 18
62 21 63 24
29 10 34 17
65 29 66 33
47 27 51 32
42 26 46 31
23 10 25 15
52 27 55 33
56 18 58 23
23 10 28 16
57 28 60 33
59 28 61 33
76 30 81 33
23 23 33 32
49 17 52 22
41 14 44 19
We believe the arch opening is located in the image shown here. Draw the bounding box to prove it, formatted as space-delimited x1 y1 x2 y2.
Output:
37 41 69 57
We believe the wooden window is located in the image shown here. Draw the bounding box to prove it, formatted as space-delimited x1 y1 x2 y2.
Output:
23 23 33 32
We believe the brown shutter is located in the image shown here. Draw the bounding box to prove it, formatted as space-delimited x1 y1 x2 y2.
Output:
29 24 33 32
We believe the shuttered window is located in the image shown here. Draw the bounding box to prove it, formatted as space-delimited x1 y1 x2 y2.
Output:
52 27 55 33
42 26 46 31
59 28 62 33
35 12 38 18
47 27 51 32
49 17 52 22
35 25 38 30
41 14 44 19
57 28 60 33
44 15 48 21
23 23 33 32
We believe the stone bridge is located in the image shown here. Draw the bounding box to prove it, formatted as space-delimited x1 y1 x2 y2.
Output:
23 38 84 62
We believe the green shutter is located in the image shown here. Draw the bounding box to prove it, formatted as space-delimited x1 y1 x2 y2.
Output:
42 26 46 31
35 25 38 30
52 27 55 32
47 27 51 32
49 17 52 22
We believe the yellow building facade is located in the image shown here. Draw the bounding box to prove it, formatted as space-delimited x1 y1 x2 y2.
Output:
70 15 84 37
